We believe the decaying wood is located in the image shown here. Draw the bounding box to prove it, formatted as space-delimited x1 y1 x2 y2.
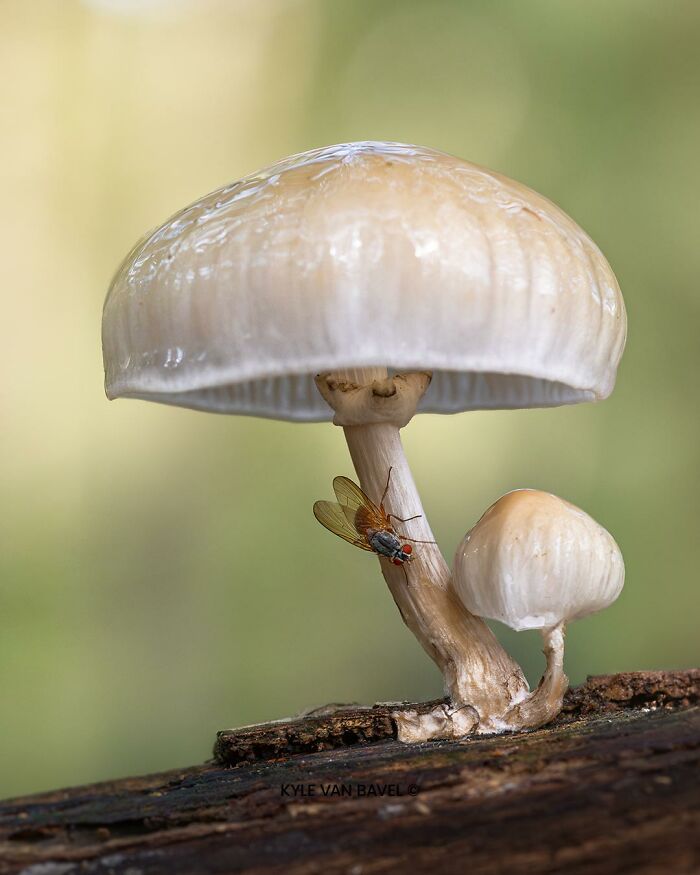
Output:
0 670 698 875
214 668 699 766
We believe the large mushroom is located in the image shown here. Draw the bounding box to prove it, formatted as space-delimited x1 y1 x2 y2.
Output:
102 141 626 737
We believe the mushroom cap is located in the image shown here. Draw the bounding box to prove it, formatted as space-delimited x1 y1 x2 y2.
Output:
102 141 626 420
452 489 624 631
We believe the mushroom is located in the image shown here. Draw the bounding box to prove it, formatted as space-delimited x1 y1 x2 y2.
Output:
453 489 625 728
102 141 626 738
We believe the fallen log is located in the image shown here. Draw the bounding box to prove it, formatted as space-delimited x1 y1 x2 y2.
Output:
1 670 698 875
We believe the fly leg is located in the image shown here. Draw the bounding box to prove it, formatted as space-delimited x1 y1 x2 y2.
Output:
387 512 422 525
394 532 437 545
382 469 426 531
379 466 394 508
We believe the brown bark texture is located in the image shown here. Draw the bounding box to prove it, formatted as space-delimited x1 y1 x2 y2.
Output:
0 670 698 875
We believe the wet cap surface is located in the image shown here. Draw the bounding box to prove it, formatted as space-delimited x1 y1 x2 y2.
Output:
102 142 626 420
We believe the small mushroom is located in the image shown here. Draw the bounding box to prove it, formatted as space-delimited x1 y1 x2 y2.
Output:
102 142 626 738
453 489 625 729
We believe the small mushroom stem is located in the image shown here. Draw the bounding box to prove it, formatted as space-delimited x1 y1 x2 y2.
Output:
502 622 568 730
316 367 530 734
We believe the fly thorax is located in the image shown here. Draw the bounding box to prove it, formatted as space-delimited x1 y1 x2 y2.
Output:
369 530 402 559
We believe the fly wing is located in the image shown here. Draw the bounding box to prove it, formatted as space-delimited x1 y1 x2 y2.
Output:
313 501 374 551
332 476 388 530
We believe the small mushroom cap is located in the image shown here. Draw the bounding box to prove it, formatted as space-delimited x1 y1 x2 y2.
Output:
102 141 626 420
452 489 624 631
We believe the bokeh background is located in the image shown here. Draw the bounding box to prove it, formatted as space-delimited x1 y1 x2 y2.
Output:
1 0 698 799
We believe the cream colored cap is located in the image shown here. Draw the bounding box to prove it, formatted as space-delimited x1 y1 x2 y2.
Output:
452 489 624 631
102 141 626 420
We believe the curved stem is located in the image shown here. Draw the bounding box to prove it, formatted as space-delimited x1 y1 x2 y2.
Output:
502 622 568 730
316 368 529 732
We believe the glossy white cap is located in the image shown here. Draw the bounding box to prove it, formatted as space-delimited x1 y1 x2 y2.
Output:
102 141 626 420
452 489 624 631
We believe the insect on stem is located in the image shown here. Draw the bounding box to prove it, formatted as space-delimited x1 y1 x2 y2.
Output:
313 470 434 565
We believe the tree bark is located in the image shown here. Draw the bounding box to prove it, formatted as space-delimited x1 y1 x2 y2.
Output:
0 670 698 875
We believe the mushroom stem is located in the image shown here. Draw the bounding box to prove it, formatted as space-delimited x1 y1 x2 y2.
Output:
316 367 530 733
502 622 568 730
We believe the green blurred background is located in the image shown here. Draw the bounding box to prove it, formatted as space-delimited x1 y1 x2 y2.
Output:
1 0 698 799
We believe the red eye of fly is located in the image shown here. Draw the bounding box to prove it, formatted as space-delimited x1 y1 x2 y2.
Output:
402 544 412 554
392 558 402 566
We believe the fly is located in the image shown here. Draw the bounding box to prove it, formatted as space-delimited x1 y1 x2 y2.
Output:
313 468 434 569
